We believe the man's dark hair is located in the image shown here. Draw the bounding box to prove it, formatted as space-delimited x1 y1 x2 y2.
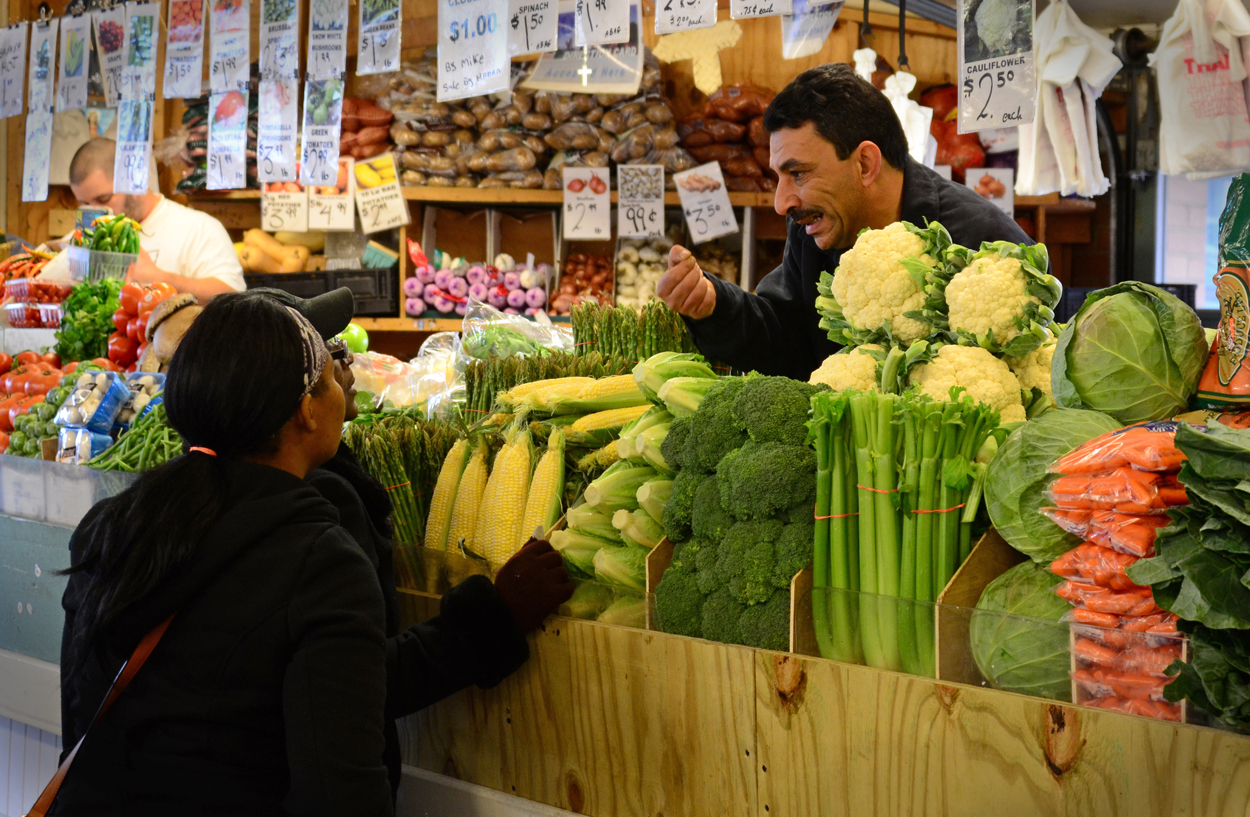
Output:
69 138 117 186
763 63 909 170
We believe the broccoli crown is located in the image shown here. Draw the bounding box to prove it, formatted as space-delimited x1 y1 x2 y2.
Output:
654 569 704 638
695 538 723 595
660 415 692 472
662 469 705 543
733 375 828 446
718 441 817 521
716 519 783 605
738 589 791 651
691 475 734 543
683 378 749 473
701 586 746 645
667 539 701 575
772 519 814 589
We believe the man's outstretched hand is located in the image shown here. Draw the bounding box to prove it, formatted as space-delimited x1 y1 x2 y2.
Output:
657 245 716 320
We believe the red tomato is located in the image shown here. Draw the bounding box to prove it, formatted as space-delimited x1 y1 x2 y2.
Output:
135 342 150 364
14 351 40 367
92 357 121 373
138 283 177 316
0 432 9 452
113 309 133 334
2 367 27 394
23 369 61 396
9 394 43 430
0 395 22 432
40 352 60 369
63 361 79 375
126 316 145 344
119 282 148 316
108 333 139 368
0 354 11 375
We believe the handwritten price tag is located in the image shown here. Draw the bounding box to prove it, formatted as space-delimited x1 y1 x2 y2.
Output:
262 187 309 232
780 0 842 59
617 165 663 238
731 0 791 19
28 20 56 112
300 77 344 186
437 0 509 102
257 77 299 182
92 6 125 106
260 0 300 80
122 2 160 100
957 0 1036 136
655 0 716 35
358 0 402 75
575 0 628 46
0 24 27 119
114 99 154 194
508 0 556 54
22 109 52 202
308 158 356 231
308 0 349 80
674 162 737 244
207 89 249 190
562 166 611 240
209 29 249 93
56 14 89 113
164 0 206 100
353 154 409 233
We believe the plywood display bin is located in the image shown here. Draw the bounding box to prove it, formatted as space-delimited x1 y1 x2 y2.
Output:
395 537 1250 817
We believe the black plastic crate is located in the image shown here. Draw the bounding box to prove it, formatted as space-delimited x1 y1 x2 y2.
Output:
244 268 398 317
1053 283 1198 324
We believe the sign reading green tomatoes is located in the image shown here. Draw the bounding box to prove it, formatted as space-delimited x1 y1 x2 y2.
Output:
437 0 508 101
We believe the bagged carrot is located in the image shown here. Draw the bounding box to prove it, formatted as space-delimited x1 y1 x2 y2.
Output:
1056 582 1161 616
1073 669 1169 702
1040 508 1169 558
1064 609 1179 650
1051 421 1187 474
1047 468 1188 514
1051 543 1146 591
1084 696 1182 721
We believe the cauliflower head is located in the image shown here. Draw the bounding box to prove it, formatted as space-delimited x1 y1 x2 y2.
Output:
909 344 1027 423
809 344 883 392
816 221 953 347
1004 330 1057 408
946 255 1039 347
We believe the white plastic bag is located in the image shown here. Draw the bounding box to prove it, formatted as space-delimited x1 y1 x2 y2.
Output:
1152 0 1250 178
882 71 935 165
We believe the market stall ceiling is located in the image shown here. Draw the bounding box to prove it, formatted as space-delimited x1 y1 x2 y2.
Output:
901 0 1176 31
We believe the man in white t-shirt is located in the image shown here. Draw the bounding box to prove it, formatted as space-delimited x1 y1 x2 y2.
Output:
67 138 246 300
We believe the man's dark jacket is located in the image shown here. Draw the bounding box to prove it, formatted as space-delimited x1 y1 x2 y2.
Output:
688 158 1032 378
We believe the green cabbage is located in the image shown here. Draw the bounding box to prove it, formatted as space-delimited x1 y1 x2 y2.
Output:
970 561 1072 701
985 408 1121 563
1052 282 1209 424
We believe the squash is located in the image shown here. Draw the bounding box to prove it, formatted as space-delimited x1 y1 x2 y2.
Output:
274 231 326 252
239 245 281 274
243 228 305 268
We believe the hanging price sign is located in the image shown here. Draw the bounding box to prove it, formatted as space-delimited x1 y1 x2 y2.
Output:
28 20 55 112
92 6 125 106
521 2 643 94
358 0 402 74
308 157 356 231
655 0 716 35
617 165 663 238
354 154 409 233
730 0 790 19
508 0 556 55
121 3 160 100
575 0 628 46
674 162 737 243
437 0 509 102
57 14 89 112
207 89 249 190
780 0 842 59
114 99 155 194
262 183 309 232
308 0 349 80
164 0 206 99
260 0 300 79
22 109 52 202
209 0 251 93
258 77 299 182
562 166 610 239
957 0 1036 132
300 76 344 186
0 23 27 119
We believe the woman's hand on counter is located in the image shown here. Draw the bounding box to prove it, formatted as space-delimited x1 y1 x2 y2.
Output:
658 245 717 321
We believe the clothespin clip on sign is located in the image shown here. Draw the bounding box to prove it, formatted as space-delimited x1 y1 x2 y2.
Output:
896 0 908 70
37 2 52 24
859 0 873 46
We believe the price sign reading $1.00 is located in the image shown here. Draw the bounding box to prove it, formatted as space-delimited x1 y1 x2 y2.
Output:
617 165 663 239
308 157 356 232
673 162 737 244
562 167 611 240
353 154 409 234
262 183 309 232
956 0 1036 132
436 0 508 102
508 0 556 55
575 0 629 47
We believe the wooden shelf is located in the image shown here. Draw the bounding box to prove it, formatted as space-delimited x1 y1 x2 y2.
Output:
355 317 463 333
1016 194 1098 213
189 188 776 208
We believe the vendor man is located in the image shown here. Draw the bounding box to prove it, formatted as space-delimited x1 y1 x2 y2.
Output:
67 138 246 300
658 64 1029 380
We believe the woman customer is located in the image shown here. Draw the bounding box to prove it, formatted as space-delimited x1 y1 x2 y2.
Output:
55 292 393 817
252 287 573 796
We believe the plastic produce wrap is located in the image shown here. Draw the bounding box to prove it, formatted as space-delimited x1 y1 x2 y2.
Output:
1050 543 1145 592
1054 582 1161 617
350 352 422 410
460 299 573 362
1040 508 1169 558
1046 468 1188 514
1051 422 1185 474
54 371 130 435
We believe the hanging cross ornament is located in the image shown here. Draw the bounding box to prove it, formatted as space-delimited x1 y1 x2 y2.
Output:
577 46 592 86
